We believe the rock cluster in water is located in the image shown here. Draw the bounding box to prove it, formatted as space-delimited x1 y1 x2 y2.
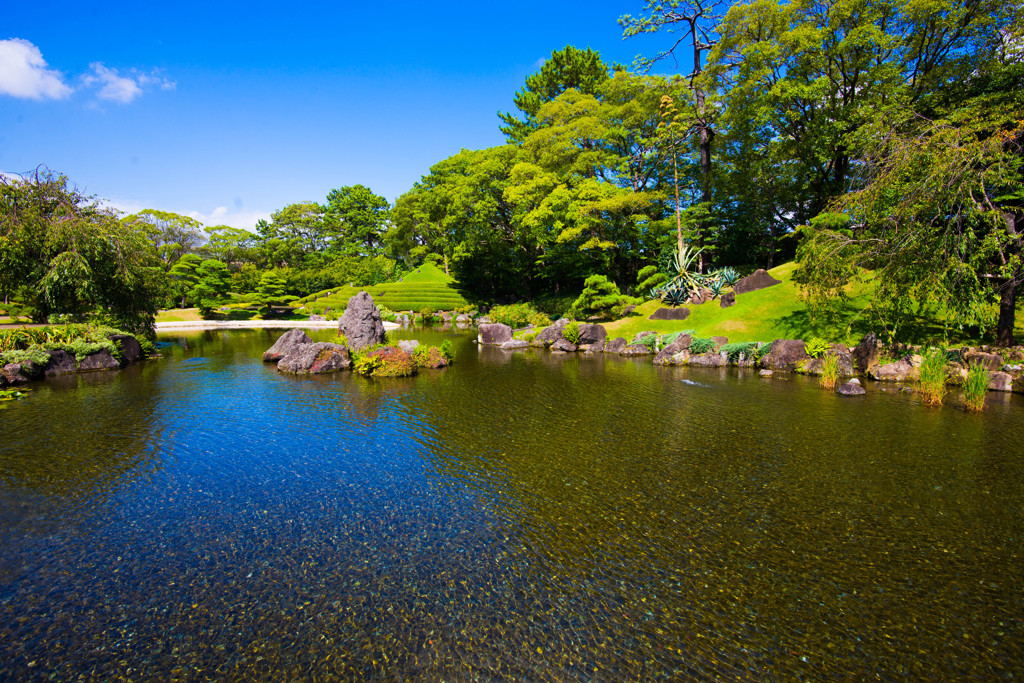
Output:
0 333 146 387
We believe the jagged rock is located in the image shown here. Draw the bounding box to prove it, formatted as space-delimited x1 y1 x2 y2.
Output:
501 339 529 350
79 350 120 372
837 381 866 396
604 337 627 354
649 307 691 321
45 349 78 376
338 291 386 350
760 339 809 372
577 323 606 345
533 319 569 346
734 269 782 295
720 292 735 308
689 289 713 305
278 343 351 374
620 344 652 356
551 338 578 352
584 341 605 354
852 332 882 373
478 323 512 345
988 371 1014 392
654 335 693 365
398 339 420 354
2 362 42 385
109 335 143 365
869 357 919 382
801 345 855 376
263 329 313 362
965 350 1003 371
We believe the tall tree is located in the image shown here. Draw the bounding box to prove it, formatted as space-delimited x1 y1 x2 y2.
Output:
499 46 611 144
122 209 206 266
323 184 390 257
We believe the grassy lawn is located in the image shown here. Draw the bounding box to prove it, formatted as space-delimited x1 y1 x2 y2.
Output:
604 262 1024 345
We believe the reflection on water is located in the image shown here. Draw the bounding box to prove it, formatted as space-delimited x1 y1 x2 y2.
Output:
1 328 1022 680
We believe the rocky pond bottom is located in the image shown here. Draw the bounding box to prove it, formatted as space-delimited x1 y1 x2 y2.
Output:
1 328 1023 680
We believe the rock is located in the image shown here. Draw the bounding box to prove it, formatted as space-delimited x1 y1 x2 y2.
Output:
278 342 351 374
836 381 867 396
760 339 809 372
501 339 530 350
604 338 627 354
720 292 735 308
79 350 120 372
2 362 42 385
263 329 313 362
577 323 606 345
361 346 417 377
848 377 862 385
1003 364 1023 372
988 371 1014 392
1013 375 1024 394
801 345 855 376
45 349 78 376
632 331 658 344
734 269 782 295
477 316 492 324
649 307 691 321
689 288 713 305
690 351 727 367
1005 347 1024 361
653 335 692 365
869 357 919 382
620 344 652 356
551 338 578 352
621 305 636 316
398 339 420 354
455 313 472 324
338 291 387 350
759 369 774 377
478 323 513 345
534 319 569 346
307 314 326 322
109 334 143 365
852 332 882 373
965 350 1003 371
710 336 728 351
439 311 452 322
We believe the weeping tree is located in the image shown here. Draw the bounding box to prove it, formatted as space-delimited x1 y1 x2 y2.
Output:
0 169 161 335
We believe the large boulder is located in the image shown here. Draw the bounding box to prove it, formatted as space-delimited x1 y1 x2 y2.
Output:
577 323 606 345
734 269 782 295
263 329 313 362
397 339 420 354
2 362 42 386
79 350 120 372
851 332 882 374
869 357 919 382
689 289 713 305
534 319 569 346
109 334 143 365
584 340 605 354
478 323 513 345
719 292 735 308
801 345 855 376
551 338 578 353
653 334 693 365
760 339 809 372
278 342 351 374
988 371 1014 392
604 337 627 354
649 307 691 321
45 349 78 376
836 379 866 396
965 350 1003 371
338 291 386 350
632 331 659 344
690 351 728 367
501 339 529 350
620 344 652 356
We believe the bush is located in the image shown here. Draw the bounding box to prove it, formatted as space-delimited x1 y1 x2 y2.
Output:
963 363 988 412
689 337 716 354
440 339 455 362
805 337 830 358
563 321 582 345
638 332 659 352
489 303 541 328
567 274 632 320
918 349 948 406
330 333 349 347
721 341 760 363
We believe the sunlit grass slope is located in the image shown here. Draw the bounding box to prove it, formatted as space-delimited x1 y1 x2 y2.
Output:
301 263 468 313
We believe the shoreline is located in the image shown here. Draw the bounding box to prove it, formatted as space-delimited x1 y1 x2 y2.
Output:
155 319 401 331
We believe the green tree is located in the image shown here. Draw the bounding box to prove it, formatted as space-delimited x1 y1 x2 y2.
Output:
0 169 160 334
167 253 203 308
323 184 390 257
499 45 611 144
122 209 206 266
191 259 232 316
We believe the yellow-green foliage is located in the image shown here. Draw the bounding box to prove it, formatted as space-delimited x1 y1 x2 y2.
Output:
963 363 988 412
562 321 582 345
307 263 468 313
918 350 948 406
820 353 840 390
329 333 349 347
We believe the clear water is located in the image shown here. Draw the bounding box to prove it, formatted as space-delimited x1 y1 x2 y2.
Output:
1 327 1022 680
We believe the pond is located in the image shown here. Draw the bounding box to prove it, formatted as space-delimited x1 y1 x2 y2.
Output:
1 327 1022 680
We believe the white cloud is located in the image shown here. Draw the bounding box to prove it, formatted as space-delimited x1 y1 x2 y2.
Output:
0 38 72 100
82 63 176 104
101 198 267 232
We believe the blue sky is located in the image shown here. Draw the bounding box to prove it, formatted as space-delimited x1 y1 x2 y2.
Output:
1 2 679 230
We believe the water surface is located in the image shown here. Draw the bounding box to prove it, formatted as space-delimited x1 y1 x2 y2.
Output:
1 328 1022 680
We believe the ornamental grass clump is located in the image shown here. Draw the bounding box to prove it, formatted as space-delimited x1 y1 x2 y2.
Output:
963 362 988 412
918 349 948 406
562 321 582 345
820 353 840 389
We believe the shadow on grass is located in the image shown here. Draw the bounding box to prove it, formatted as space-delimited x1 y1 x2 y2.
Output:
774 304 983 345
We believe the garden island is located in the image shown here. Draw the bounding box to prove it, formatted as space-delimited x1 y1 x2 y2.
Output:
2 1 1023 680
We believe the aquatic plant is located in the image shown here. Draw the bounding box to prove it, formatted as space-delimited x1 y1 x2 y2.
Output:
963 362 988 412
820 353 840 389
918 349 948 406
